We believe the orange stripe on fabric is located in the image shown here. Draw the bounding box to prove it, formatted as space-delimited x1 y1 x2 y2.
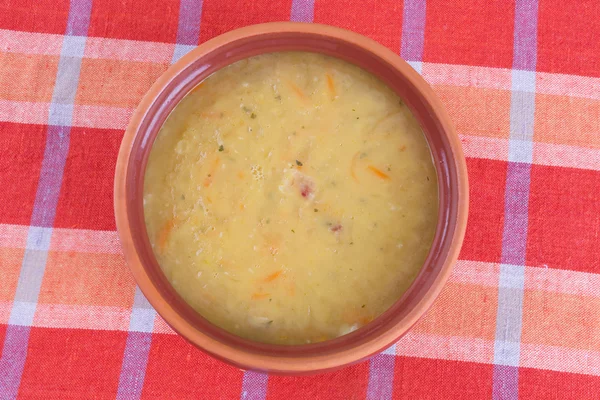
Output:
411 281 499 340
38 251 136 307
433 85 511 140
521 290 600 352
534 93 600 149
75 58 169 108
0 52 59 102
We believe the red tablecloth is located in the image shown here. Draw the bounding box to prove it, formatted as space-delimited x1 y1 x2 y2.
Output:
1 0 599 398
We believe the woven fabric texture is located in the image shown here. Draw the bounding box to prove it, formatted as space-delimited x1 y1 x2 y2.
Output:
0 0 599 398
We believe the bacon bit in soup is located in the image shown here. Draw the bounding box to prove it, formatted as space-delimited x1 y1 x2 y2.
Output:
330 224 343 233
300 184 313 198
367 165 390 180
291 172 315 199
251 292 271 300
263 270 283 283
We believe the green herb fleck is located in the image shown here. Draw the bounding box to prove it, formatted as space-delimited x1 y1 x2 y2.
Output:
352 108 356 111
426 176 430 181
387 167 391 172
361 304 366 308
356 117 360 120
218 145 224 152
350 242 354 245
242 106 251 112
296 160 303 166
301 125 305 129
181 194 185 200
250 113 257 119
314 208 318 212
291 229 295 233
275 95 282 100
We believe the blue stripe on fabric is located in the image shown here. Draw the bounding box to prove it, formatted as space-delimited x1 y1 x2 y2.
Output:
116 332 153 400
171 0 204 63
400 0 427 74
492 0 539 399
0 1 92 397
366 353 396 400
116 287 156 399
117 3 206 392
290 0 315 23
241 371 269 400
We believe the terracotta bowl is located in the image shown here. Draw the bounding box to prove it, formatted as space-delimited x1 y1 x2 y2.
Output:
114 22 468 374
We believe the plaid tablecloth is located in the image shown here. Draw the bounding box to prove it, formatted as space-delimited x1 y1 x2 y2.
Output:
1 0 599 398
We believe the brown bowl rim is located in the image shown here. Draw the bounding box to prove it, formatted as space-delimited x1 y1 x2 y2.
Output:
114 22 468 374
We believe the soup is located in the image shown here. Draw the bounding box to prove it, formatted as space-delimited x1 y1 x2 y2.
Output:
143 52 438 345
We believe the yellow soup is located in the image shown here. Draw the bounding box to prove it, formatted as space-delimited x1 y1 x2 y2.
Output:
144 52 438 345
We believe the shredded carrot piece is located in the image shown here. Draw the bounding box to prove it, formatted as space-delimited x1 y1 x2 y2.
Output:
326 73 335 98
399 145 406 152
360 316 373 325
350 152 360 183
237 171 245 179
239 203 245 211
263 270 283 283
367 165 390 180
251 292 270 300
288 81 306 100
157 218 175 252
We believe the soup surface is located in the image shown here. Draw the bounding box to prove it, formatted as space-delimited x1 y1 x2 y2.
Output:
144 52 438 345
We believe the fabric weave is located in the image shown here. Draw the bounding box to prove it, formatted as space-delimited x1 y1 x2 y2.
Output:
0 0 599 398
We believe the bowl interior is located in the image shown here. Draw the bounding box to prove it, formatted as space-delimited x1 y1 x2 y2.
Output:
120 25 464 371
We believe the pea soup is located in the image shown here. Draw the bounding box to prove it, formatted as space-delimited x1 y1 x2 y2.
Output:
143 52 438 345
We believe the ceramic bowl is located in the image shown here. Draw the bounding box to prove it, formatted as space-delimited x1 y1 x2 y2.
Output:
114 22 468 374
